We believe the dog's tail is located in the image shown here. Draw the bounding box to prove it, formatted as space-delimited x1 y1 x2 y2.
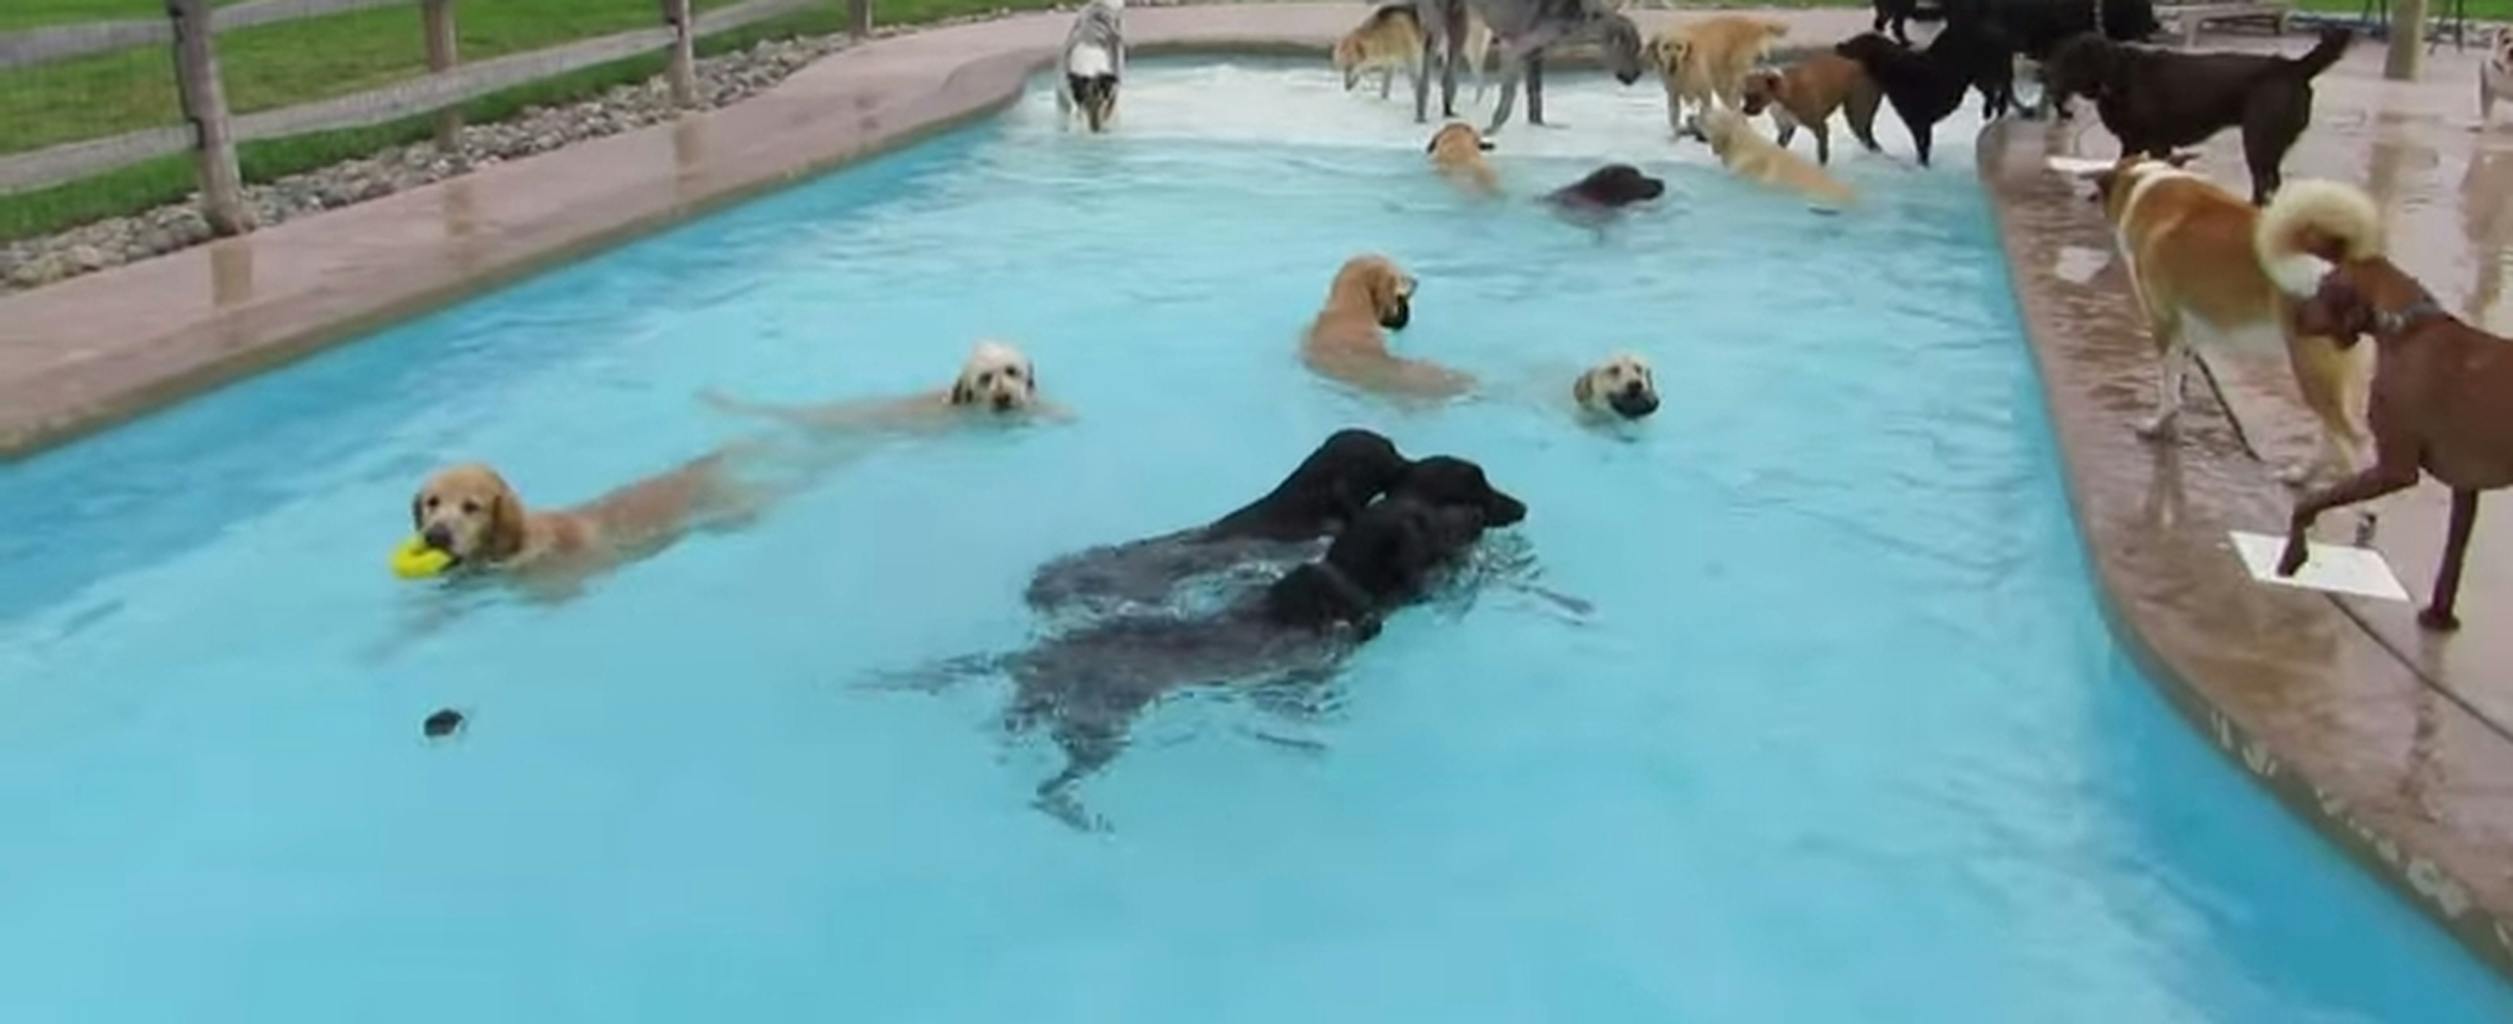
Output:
2281 27 2353 81
2256 178 2383 299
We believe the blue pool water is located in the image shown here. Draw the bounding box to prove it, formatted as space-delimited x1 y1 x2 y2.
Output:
1 61 2506 1021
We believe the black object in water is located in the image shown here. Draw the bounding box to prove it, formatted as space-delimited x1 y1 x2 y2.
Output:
422 708 465 740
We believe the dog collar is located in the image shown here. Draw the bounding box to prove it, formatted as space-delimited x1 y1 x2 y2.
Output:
2372 299 2449 336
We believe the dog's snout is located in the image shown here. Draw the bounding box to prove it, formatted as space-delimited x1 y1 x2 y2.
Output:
421 524 455 551
992 393 1016 412
1611 389 1660 419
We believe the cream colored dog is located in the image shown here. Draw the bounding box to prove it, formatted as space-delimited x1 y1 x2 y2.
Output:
1301 254 1473 399
1647 16 1789 136
1699 107 1854 208
1574 352 1659 421
1427 122 1499 195
705 340 1070 433
1336 3 1425 99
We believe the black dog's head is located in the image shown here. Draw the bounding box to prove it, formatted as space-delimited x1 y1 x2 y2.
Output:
1263 496 1492 636
1556 164 1665 209
1068 73 1118 132
2044 32 2119 99
1592 13 1647 86
1204 429 1415 541
1391 455 1527 527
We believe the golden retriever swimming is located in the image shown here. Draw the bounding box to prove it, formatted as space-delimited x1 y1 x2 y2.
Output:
1648 15 1789 136
1574 351 1659 421
704 340 1071 433
410 457 758 579
1301 254 1472 399
1426 122 1499 196
1699 107 1855 208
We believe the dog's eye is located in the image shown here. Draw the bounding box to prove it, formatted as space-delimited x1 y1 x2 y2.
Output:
424 496 440 510
1004 366 1023 379
461 500 481 515
977 372 993 386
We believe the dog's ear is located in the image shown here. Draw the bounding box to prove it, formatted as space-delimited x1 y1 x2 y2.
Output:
949 378 974 405
1024 364 1039 396
410 492 426 532
485 488 527 561
1425 134 1440 154
1573 371 1595 406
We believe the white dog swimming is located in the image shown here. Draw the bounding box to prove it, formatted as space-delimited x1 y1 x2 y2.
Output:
1059 0 1126 132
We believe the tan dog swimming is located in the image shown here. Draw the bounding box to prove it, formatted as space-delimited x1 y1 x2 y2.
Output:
1648 16 1789 135
1574 352 1659 421
1426 122 1499 196
1301 254 1472 399
1739 54 1881 166
1700 107 1855 208
410 456 756 580
705 340 1071 434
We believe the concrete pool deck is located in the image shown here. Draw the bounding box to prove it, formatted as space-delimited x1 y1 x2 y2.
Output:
0 0 2507 980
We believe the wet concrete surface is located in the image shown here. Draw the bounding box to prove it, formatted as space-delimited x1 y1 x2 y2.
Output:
1993 34 2513 979
0 1 2507 980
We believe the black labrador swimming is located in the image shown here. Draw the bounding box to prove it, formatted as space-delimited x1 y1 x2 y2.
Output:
1023 429 1524 619
996 486 1516 827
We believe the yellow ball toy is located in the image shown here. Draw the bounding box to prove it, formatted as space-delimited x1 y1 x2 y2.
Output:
390 536 455 579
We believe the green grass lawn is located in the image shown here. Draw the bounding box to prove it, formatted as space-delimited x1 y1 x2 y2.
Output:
0 0 251 32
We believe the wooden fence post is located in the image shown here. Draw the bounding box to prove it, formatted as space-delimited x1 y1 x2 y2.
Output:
165 0 251 236
663 0 698 108
2385 0 2426 81
849 0 871 40
422 0 462 150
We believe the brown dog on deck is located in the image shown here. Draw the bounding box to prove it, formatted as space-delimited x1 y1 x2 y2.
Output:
411 457 756 581
2271 186 2513 631
1427 122 1499 195
1739 54 1882 166
1302 254 1472 399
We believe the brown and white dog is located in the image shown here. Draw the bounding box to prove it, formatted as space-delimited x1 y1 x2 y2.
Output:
1739 54 1882 166
410 457 755 578
2483 27 2513 127
1647 16 1789 136
2269 179 2513 630
1426 122 1499 195
1574 352 1659 420
704 340 1070 433
1699 107 1854 208
1337 3 1426 100
1301 254 1473 399
2087 156 2373 484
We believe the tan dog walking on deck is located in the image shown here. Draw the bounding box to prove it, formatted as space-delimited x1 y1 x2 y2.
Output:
1740 54 1882 166
1699 107 1855 208
1647 15 1789 135
2086 156 2372 484
2269 180 2513 631
1336 3 1426 99
1302 254 1473 399
1427 122 1499 195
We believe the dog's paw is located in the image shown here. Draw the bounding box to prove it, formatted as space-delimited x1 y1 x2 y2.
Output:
2419 606 2463 631
2132 413 2178 441
2352 511 2380 547
2273 461 2318 487
2275 541 2310 578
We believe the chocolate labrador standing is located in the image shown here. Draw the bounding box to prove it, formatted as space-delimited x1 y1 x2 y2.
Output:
2276 248 2513 631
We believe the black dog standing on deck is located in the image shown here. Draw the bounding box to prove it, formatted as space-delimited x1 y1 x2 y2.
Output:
1836 25 2015 166
2046 27 2351 205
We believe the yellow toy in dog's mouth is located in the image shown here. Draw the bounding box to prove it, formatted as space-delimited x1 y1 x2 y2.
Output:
390 536 455 579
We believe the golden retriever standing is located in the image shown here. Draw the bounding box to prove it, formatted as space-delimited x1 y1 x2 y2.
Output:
1739 54 1882 166
1302 254 1473 399
1426 122 1499 196
704 340 1070 433
1699 107 1855 208
1648 16 1789 136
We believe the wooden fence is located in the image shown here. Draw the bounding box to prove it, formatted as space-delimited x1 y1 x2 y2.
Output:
0 0 877 232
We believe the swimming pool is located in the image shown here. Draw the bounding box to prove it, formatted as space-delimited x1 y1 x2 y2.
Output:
1 58 2507 1020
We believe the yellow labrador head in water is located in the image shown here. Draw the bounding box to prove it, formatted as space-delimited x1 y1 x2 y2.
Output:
949 340 1040 413
1574 351 1659 420
412 463 528 564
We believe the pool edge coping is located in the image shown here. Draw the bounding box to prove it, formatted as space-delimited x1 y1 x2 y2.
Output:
1976 115 2513 984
